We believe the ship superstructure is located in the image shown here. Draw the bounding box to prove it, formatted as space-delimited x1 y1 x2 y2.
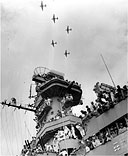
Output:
21 67 127 156
30 67 84 156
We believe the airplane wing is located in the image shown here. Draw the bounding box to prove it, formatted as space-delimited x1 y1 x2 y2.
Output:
40 2 43 8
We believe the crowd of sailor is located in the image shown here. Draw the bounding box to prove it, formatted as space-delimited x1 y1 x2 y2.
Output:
36 119 83 154
84 114 128 153
43 123 85 155
79 83 128 121
35 94 77 131
21 123 85 156
21 113 128 156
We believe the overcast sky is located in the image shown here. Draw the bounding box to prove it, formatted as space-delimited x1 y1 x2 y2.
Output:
1 0 128 155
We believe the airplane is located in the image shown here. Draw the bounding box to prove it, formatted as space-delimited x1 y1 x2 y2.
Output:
52 14 58 23
51 40 57 47
66 26 72 34
40 1 46 11
64 50 70 57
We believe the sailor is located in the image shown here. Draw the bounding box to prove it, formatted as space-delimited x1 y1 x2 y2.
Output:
118 122 127 134
93 82 101 95
61 96 66 104
30 137 36 150
71 125 77 139
94 135 102 147
76 124 85 137
74 125 82 140
64 126 72 139
57 129 65 141
59 149 68 156
106 131 112 142
45 143 53 152
86 145 90 153
85 140 90 153
11 97 16 105
53 134 60 152
65 94 73 101
47 98 52 106
109 89 115 102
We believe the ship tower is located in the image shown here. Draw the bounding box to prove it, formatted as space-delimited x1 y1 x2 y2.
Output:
32 67 83 156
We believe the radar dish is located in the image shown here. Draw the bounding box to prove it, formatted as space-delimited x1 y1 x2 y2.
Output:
34 67 50 77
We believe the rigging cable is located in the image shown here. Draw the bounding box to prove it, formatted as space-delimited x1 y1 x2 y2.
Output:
14 100 26 142
18 110 24 146
11 108 20 154
23 113 29 140
4 108 14 156
24 121 32 138
1 108 12 156
14 109 24 148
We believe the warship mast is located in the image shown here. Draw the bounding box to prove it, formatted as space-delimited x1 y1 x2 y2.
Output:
32 67 84 156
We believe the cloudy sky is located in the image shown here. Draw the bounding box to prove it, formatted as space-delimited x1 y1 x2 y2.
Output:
1 0 127 155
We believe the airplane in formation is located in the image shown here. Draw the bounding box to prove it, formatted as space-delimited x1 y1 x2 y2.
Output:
40 1 46 11
52 14 58 23
64 50 70 57
66 26 72 34
51 40 57 47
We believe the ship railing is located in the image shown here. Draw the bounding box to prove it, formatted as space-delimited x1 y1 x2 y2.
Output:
82 113 128 154
36 114 82 137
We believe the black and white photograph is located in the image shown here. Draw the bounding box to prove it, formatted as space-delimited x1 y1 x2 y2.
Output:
1 0 128 156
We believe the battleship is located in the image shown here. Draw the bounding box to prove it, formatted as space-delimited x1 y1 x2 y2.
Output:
1 67 128 156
